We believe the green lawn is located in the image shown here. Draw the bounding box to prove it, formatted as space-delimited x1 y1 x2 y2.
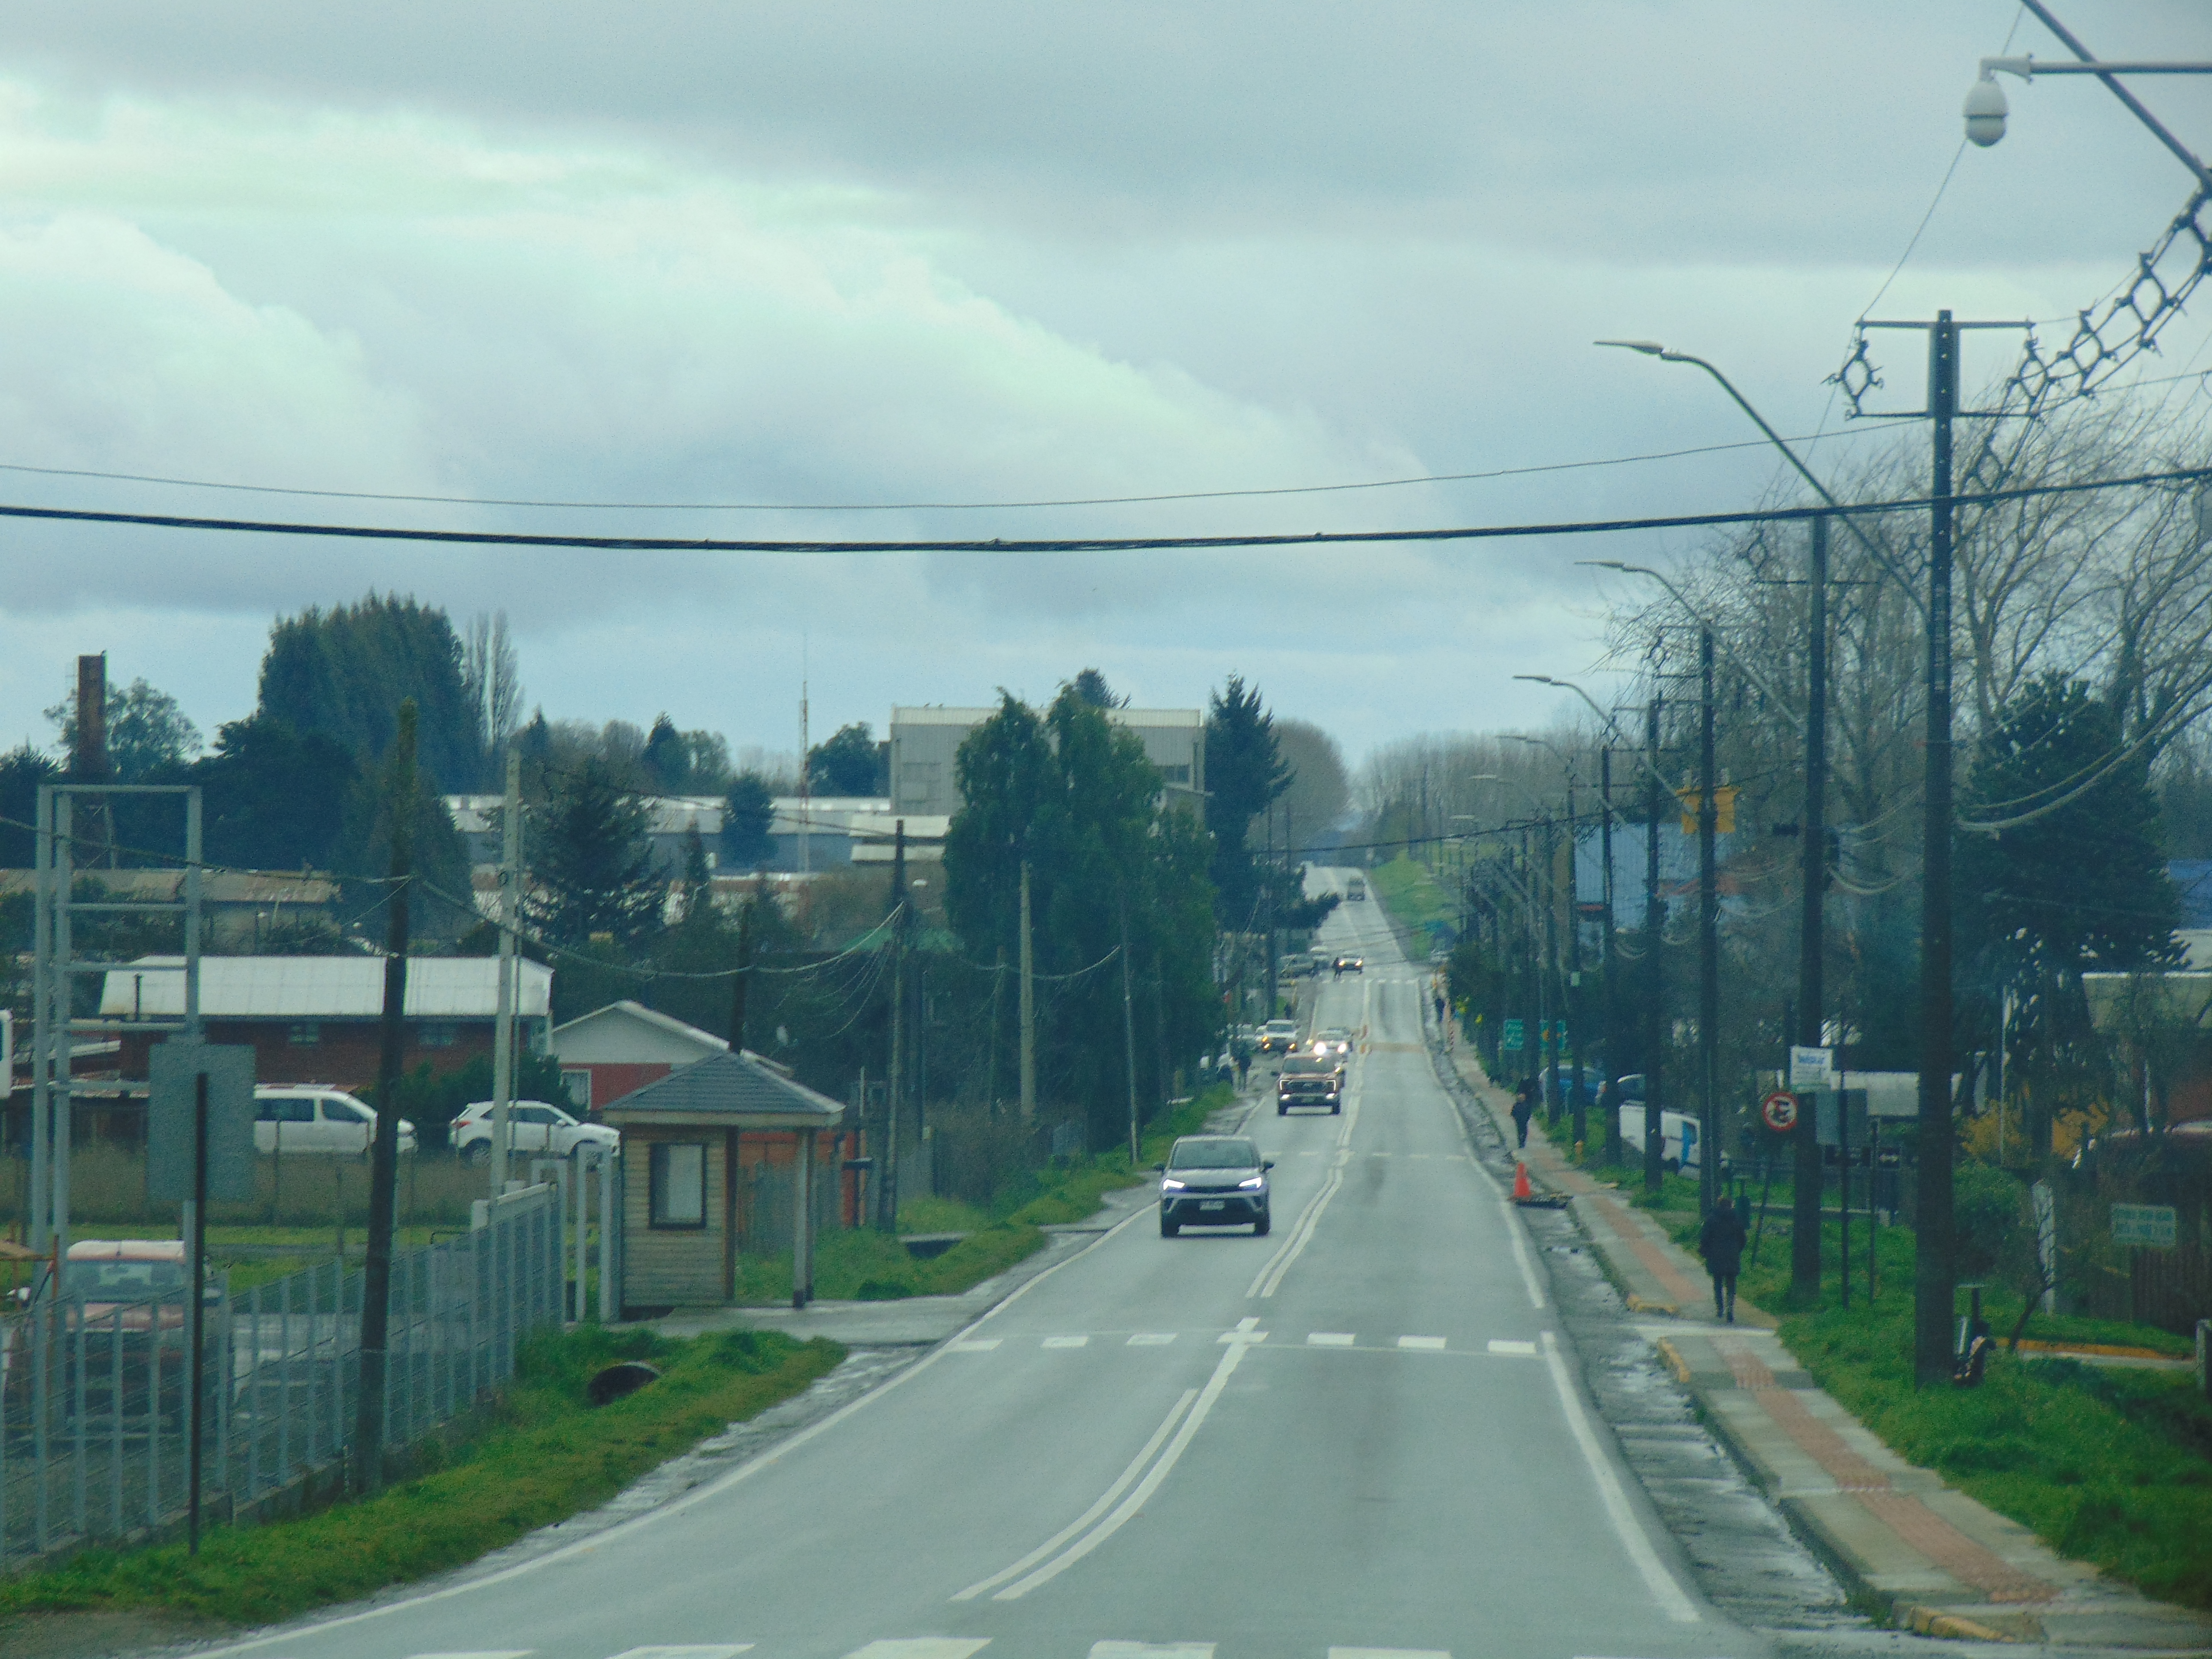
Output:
1633 1184 2212 1609
0 1325 843 1629
1369 855 1453 945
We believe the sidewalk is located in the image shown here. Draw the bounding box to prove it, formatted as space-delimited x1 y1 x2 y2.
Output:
1442 1039 2212 1652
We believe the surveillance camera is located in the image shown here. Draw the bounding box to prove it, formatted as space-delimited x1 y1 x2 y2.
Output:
1963 76 2008 147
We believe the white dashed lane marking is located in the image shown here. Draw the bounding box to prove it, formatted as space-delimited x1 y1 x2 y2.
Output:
1042 1334 1089 1349
1126 1332 1177 1346
1307 1332 1356 1347
1396 1335 1447 1351
1488 1339 1539 1356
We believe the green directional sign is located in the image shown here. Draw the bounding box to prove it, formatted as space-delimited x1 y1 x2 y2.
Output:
2112 1203 2177 1249
1502 1019 1526 1051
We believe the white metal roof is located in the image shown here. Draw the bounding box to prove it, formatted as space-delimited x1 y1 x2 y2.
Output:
99 956 552 1020
550 999 730 1063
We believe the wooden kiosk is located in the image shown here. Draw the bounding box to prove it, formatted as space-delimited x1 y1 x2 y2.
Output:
599 1050 844 1314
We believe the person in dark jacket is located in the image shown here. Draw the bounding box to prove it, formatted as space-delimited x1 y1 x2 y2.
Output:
1698 1194 1748 1322
1510 1076 1536 1149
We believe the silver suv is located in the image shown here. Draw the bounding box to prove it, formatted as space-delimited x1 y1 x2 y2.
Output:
1156 1135 1273 1237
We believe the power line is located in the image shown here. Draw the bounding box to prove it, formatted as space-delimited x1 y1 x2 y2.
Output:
0 427 1923 514
6 461 2209 553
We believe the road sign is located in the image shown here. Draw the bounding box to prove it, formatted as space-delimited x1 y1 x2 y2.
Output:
1502 1019 1526 1051
148 1039 256 1203
2111 1203 2178 1249
1761 1091 1800 1133
1789 1045 1835 1091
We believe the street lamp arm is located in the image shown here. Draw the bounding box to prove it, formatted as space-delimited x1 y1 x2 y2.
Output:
2013 0 2212 191
1573 559 1805 728
1595 341 1930 619
1511 676 1677 797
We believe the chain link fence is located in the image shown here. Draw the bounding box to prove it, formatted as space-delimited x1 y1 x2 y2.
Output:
0 1182 562 1571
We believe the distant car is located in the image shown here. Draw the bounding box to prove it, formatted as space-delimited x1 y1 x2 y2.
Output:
1157 1135 1272 1235
1310 1028 1353 1058
1278 1056 1343 1116
8 1240 224 1423
1258 1019 1300 1054
1540 1064 1607 1103
1345 876 1367 901
453 1099 620 1163
254 1087 415 1156
1333 954 1365 975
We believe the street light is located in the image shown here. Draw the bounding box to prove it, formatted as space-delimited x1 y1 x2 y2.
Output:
1574 560 1802 726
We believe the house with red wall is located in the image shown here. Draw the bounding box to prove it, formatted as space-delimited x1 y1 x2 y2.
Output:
104 955 552 1090
548 1000 730 1111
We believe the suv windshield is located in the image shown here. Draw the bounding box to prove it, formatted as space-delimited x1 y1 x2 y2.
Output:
63 1261 187 1296
1282 1056 1330 1074
1170 1138 1261 1170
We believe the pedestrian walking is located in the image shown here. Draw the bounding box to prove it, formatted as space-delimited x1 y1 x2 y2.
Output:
1234 1045 1251 1092
1595 1075 1621 1154
1510 1076 1535 1149
1698 1193 1748 1323
1434 991 1446 1026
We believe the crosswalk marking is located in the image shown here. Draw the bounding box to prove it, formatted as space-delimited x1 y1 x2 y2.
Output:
1090 1645 1215 1658
1307 1331 1356 1346
841 1644 990 1659
1042 1334 1089 1349
948 1338 1000 1352
609 1648 753 1659
1218 1328 1268 1343
1126 1332 1177 1345
1397 1335 1447 1351
1487 1339 1539 1356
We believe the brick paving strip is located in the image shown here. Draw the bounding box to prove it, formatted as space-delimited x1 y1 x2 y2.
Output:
1431 1034 2212 1650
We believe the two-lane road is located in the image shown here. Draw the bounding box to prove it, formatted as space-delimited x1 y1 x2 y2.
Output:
182 872 1762 1659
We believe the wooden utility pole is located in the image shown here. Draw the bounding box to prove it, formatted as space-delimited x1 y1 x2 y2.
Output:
357 699 415 1494
491 746 520 1193
1793 516 1829 1303
1644 697 1665 1197
1698 627 1720 1221
881 821 907 1230
1600 747 1622 1164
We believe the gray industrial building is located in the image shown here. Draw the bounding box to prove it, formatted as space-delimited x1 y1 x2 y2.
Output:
888 705 1205 817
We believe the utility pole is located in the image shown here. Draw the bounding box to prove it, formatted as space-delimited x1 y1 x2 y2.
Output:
730 897 754 1054
1600 747 1622 1164
1698 627 1720 1221
1564 772 1587 1153
1263 806 1278 1016
358 700 415 1495
491 747 520 1194
1121 908 1140 1166
75 654 111 868
1917 312 1960 1386
1793 515 1829 1303
1018 858 1036 1122
1541 812 1561 1126
880 820 906 1230
1644 697 1665 1196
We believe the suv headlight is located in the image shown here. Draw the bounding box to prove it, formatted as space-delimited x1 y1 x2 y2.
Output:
1160 1177 1187 1191
1238 1176 1265 1190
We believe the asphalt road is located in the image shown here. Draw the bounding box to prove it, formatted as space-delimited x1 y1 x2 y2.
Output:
178 875 1766 1659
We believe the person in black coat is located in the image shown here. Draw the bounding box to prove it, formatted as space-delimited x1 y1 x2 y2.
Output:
1698 1194 1748 1323
1510 1076 1536 1149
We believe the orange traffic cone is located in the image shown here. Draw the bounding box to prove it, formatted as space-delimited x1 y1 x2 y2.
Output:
1512 1162 1533 1203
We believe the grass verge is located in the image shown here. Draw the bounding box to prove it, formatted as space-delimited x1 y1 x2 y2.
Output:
1628 1185 2212 1609
1369 855 1453 946
729 1085 1239 1304
0 1325 844 1628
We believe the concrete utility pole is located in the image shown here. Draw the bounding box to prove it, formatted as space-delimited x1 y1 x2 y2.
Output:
75 654 111 867
1563 772 1587 1152
880 820 906 1231
1600 747 1622 1164
1697 629 1721 1222
1644 697 1665 1196
1793 516 1829 1303
1541 813 1561 1126
1018 859 1036 1121
492 746 520 1194
1916 312 1961 1386
358 699 415 1495
1263 807 1278 1016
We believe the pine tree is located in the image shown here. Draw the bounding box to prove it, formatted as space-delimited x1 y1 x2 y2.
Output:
529 758 666 948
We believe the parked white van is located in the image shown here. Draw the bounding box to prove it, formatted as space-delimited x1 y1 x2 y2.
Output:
1617 1101 1701 1173
253 1086 416 1156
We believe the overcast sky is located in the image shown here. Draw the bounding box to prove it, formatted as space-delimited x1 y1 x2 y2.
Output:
2 2 2208 772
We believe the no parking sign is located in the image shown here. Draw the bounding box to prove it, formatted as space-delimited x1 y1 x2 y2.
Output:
1761 1091 1800 1134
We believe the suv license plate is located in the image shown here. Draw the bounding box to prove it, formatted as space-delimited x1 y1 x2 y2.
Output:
1200 1200 1226 1212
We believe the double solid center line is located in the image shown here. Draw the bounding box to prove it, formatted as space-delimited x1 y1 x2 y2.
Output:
951 1334 1255 1602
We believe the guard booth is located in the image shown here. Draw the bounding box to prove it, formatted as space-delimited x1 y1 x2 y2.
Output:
598 1050 844 1317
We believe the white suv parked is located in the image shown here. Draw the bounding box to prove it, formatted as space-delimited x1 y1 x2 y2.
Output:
254 1087 417 1156
452 1100 619 1163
